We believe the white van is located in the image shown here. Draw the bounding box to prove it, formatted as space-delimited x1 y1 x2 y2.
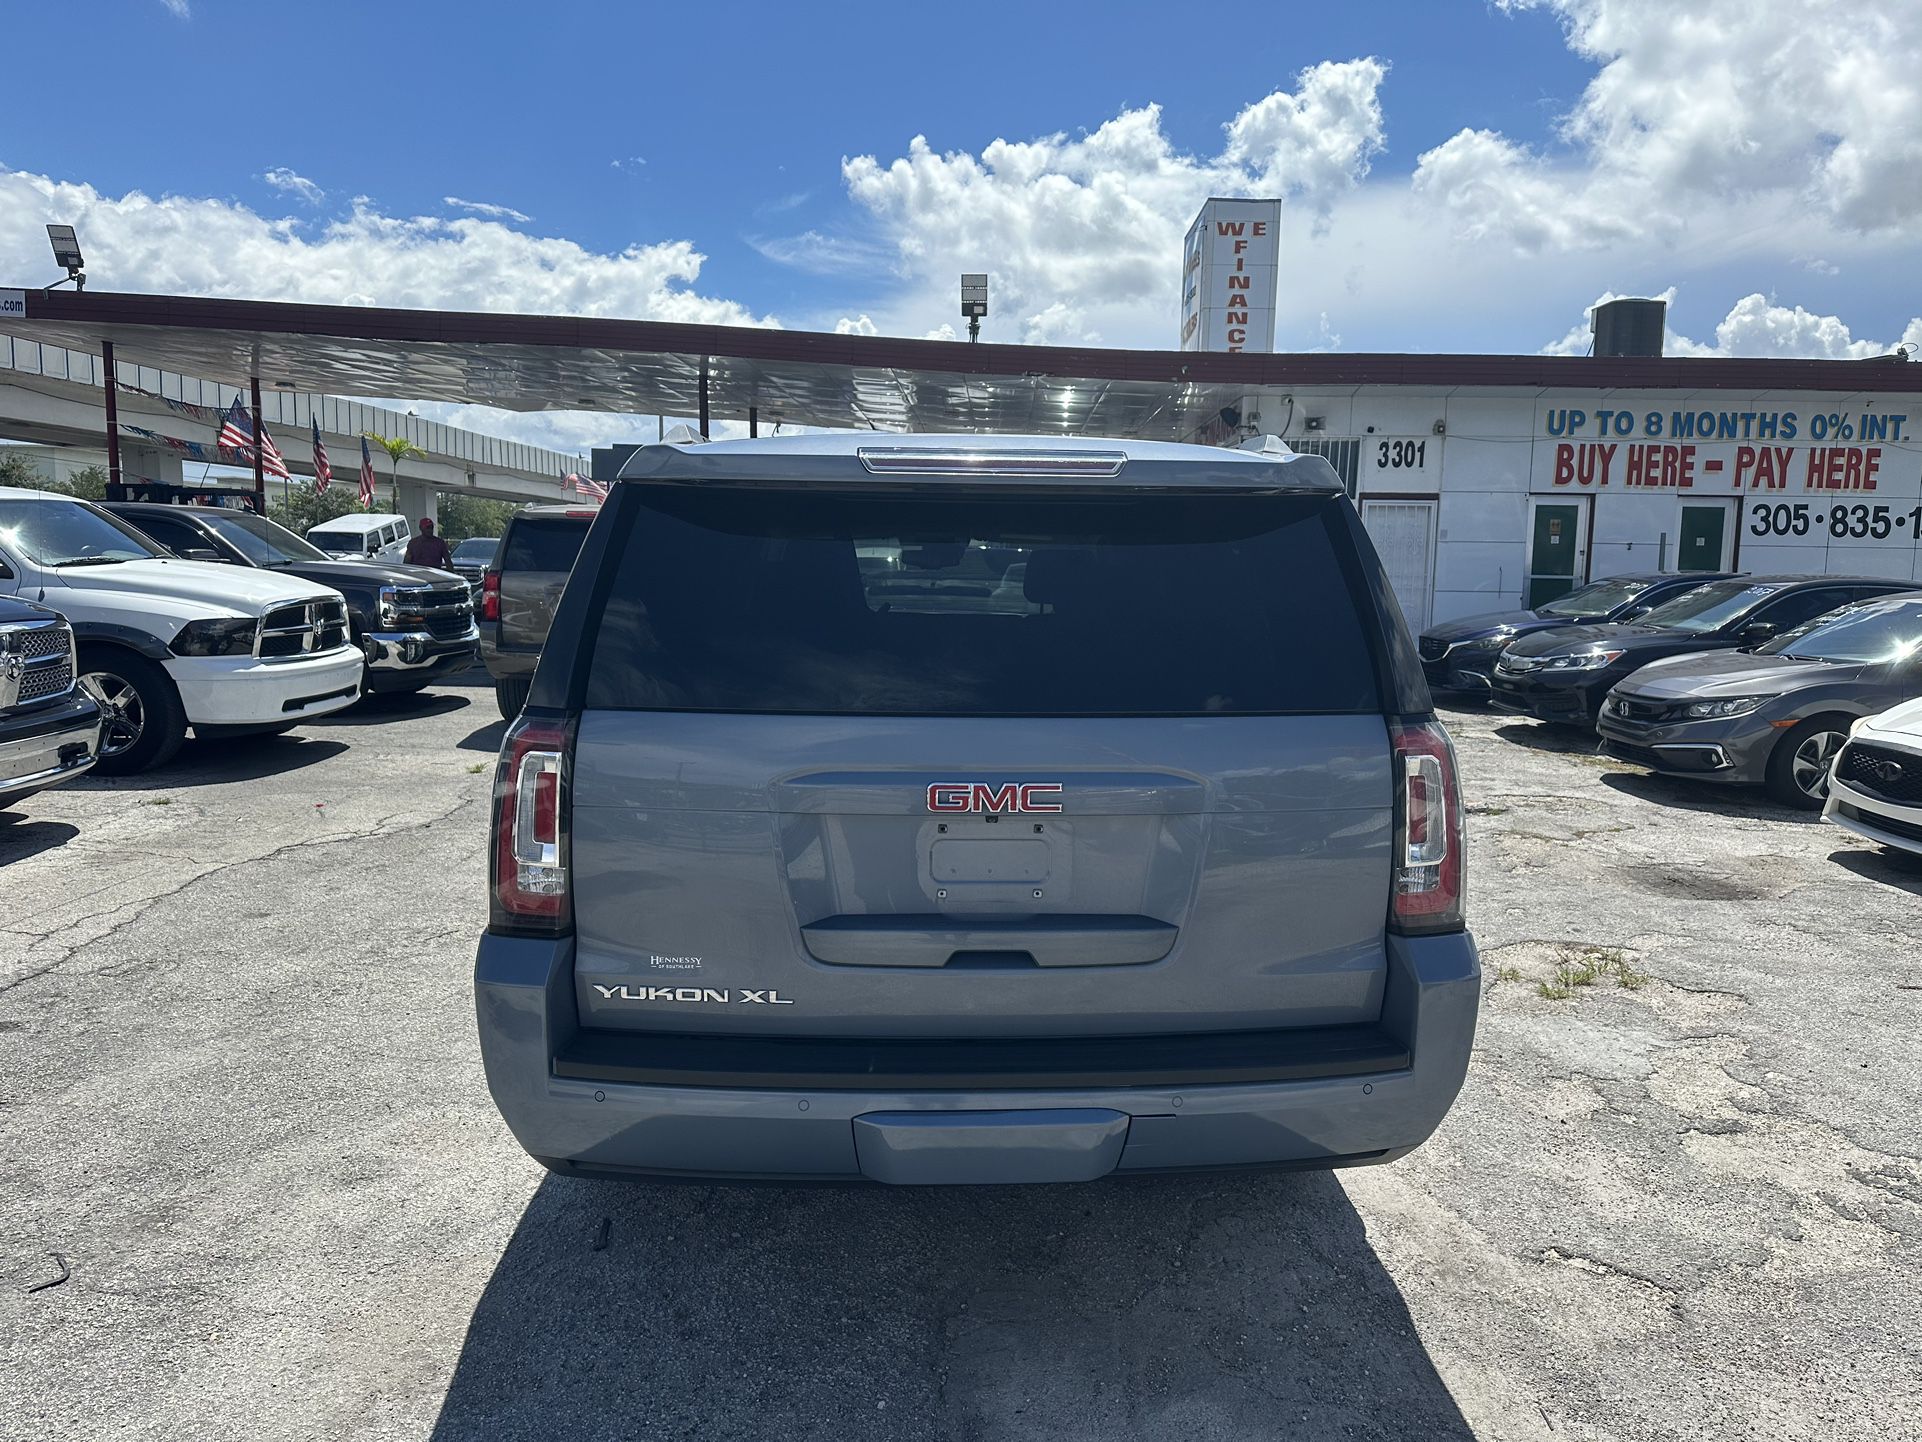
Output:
308 512 411 561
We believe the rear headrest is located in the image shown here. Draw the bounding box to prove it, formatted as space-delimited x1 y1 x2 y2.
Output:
1022 548 1096 606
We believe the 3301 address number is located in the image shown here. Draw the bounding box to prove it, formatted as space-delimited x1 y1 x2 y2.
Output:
1747 501 1922 541
1375 440 1428 469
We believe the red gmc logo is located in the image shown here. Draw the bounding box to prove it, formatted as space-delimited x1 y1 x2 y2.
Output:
926 782 1064 814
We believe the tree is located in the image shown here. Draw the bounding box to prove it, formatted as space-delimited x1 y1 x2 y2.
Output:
267 482 364 537
0 451 42 489
0 453 106 498
366 433 425 513
434 493 521 544
63 465 109 501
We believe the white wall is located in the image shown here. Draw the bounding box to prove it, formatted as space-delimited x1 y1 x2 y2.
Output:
1255 383 1922 625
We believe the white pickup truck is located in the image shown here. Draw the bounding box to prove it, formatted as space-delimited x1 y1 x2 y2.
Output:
0 490 365 774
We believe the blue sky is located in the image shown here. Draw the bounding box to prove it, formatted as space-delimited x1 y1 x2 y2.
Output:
0 0 1916 448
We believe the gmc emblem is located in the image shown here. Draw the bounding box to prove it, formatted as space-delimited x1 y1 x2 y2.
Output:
926 782 1064 814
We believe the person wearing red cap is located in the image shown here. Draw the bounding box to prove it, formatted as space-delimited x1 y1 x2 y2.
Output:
404 516 453 570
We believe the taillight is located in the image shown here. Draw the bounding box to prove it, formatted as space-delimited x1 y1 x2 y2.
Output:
490 712 574 933
1390 721 1465 934
480 570 501 622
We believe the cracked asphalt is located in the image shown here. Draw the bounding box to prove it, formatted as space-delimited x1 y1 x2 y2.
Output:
2 670 1918 1441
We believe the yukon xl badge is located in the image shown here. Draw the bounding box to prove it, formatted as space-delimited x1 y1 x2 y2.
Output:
594 985 794 1005
926 782 1063 814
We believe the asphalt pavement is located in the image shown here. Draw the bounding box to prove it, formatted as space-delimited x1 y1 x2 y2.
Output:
2 671 1918 1441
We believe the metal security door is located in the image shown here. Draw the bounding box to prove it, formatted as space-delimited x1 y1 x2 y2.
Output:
1678 501 1733 571
1525 499 1586 608
1362 500 1437 633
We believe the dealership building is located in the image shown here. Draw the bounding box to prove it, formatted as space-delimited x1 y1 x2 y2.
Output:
5 254 1918 635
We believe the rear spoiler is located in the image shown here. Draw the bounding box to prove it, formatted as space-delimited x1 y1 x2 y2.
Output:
612 439 1346 495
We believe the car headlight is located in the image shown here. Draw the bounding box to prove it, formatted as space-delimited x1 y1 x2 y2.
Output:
1681 695 1767 720
169 617 259 657
1459 633 1510 652
377 585 399 627
1541 649 1625 671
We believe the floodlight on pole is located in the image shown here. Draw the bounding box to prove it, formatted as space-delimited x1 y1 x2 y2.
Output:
960 273 988 343
45 224 86 291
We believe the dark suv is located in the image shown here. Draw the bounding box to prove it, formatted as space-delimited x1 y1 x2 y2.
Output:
474 434 1480 1186
106 503 478 695
478 504 594 718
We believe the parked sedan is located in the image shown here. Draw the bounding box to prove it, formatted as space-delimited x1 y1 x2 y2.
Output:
1418 571 1732 697
1824 695 1922 859
0 596 104 811
1597 593 1922 807
1490 575 1913 724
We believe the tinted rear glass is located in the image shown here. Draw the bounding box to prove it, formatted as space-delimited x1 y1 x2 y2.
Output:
582 487 1382 716
504 517 590 573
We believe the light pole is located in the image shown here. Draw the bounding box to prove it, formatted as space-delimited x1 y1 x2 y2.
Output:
44 225 86 291
961 274 988 343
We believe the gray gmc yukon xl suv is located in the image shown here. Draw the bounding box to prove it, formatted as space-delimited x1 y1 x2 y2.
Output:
475 433 1479 1185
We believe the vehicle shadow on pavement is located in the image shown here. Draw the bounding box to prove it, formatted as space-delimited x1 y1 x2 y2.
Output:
308 691 473 727
429 1170 1474 1442
0 814 80 862
1827 846 1922 895
457 719 507 753
1490 722 1599 755
1597 771 1821 824
68 736 351 791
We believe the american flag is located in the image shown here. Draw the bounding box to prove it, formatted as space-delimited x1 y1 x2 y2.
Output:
216 397 290 481
311 418 332 495
568 471 609 502
358 435 378 507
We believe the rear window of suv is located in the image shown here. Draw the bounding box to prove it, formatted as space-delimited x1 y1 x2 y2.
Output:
581 487 1383 716
504 516 590 573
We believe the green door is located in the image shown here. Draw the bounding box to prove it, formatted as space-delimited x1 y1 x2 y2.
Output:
1526 502 1581 608
1678 504 1727 571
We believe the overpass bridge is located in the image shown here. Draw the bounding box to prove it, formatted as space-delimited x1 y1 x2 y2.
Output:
0 329 591 519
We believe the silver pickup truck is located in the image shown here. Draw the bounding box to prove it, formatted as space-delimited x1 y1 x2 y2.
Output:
477 506 593 718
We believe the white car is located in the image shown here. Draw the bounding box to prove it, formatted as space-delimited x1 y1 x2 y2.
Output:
307 512 412 561
0 490 364 774
1823 695 1922 859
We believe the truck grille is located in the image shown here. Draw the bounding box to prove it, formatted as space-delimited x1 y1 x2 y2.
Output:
1417 636 1449 661
0 620 76 706
391 585 474 639
258 598 350 658
1835 742 1922 807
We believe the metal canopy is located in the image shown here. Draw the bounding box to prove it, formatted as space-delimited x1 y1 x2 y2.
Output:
4 289 1915 440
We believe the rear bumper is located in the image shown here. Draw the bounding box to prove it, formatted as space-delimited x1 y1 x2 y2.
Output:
0 692 102 801
478 625 539 682
473 930 1481 1183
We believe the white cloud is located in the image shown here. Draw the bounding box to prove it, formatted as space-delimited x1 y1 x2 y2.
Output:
827 60 1387 346
1415 0 1922 251
1544 288 1922 359
833 314 878 336
443 196 531 223
262 167 322 205
159 0 189 16
0 167 775 328
749 229 891 275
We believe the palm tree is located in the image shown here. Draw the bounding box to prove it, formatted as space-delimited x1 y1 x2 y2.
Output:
366 432 425 512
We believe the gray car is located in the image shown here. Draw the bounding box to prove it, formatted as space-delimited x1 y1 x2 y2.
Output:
1597 592 1922 807
478 505 593 718
473 432 1479 1186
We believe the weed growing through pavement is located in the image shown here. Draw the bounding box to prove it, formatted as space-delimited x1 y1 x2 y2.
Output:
1536 944 1646 1000
467 763 487 773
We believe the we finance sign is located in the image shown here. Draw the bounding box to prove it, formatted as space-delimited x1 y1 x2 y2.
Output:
1179 199 1279 353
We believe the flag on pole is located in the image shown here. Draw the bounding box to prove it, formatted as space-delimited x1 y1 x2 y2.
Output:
567 472 609 503
216 396 290 481
358 435 378 507
311 418 333 495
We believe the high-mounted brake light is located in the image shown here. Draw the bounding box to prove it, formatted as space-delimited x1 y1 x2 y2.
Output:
1389 721 1465 934
480 570 501 623
490 713 574 932
855 447 1127 478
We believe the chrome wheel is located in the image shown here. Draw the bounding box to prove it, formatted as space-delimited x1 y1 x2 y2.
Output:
1790 728 1845 800
79 670 146 758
